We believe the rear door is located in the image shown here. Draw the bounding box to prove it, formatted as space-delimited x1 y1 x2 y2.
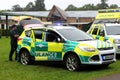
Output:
33 29 48 61
34 29 63 61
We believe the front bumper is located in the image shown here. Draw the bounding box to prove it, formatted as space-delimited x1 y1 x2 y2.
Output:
114 44 120 54
81 49 116 65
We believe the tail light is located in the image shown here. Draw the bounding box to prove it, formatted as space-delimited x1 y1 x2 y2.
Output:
17 38 22 42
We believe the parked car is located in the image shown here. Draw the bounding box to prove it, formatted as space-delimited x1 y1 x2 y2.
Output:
17 25 116 71
16 17 43 36
87 8 120 54
87 23 120 54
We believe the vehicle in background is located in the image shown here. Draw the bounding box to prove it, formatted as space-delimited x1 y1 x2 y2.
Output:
68 22 92 32
87 9 120 54
16 17 43 36
87 23 120 54
94 9 120 24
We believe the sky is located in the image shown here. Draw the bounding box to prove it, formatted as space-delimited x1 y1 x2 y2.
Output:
0 0 120 10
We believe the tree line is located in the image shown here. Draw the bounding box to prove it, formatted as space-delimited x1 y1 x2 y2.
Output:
65 0 119 11
12 0 46 11
5 0 120 11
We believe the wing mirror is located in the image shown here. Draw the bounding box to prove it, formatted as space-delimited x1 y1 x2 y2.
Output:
57 38 61 43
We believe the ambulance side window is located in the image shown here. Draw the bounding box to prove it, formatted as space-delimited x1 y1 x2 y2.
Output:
98 26 105 36
34 30 43 39
45 30 62 42
92 26 99 35
25 30 31 37
46 32 56 42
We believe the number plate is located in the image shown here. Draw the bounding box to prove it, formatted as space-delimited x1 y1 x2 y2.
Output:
118 46 120 49
102 55 114 60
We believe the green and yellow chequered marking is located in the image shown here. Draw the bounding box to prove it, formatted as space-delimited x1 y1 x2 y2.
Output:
90 24 114 44
92 35 114 44
34 42 63 61
74 43 99 63
48 42 63 52
17 28 114 63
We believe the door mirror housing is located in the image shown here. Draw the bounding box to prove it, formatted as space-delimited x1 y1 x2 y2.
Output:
100 32 105 36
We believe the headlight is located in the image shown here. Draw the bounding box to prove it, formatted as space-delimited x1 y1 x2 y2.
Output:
114 39 120 44
78 46 96 52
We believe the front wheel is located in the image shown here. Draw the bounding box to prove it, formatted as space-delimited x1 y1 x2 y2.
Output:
64 54 81 71
101 64 109 68
20 50 31 65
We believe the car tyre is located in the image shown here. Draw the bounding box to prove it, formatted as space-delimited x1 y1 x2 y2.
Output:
20 50 31 65
101 64 109 68
64 54 81 71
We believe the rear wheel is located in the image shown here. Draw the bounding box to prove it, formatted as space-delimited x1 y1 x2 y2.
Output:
20 50 31 65
64 54 81 71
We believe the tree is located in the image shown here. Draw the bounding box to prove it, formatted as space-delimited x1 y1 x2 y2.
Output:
65 4 77 11
24 2 35 11
65 0 110 11
34 0 46 11
82 4 97 10
96 0 109 9
12 4 23 11
109 4 118 8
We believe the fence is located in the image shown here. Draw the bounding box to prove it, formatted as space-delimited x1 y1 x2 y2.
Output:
0 29 10 38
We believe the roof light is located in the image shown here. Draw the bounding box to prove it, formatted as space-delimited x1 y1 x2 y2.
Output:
56 23 62 26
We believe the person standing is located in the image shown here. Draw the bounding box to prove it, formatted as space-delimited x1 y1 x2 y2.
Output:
9 25 19 61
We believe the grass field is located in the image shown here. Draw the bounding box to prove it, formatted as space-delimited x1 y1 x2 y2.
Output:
1 37 120 80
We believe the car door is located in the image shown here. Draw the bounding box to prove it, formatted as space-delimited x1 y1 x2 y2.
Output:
44 30 63 61
34 29 63 61
89 24 105 41
33 29 48 61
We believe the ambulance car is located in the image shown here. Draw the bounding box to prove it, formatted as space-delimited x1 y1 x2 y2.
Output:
17 25 116 71
87 9 120 54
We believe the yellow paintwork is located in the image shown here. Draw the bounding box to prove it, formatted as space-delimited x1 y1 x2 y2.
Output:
35 57 48 60
90 24 114 44
96 12 120 19
48 42 63 52
74 43 99 57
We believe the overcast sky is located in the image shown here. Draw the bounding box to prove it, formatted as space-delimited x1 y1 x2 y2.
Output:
0 0 120 10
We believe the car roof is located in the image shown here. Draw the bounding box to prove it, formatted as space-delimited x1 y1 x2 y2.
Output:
24 24 44 29
24 25 76 30
47 26 76 30
92 23 120 27
105 23 120 26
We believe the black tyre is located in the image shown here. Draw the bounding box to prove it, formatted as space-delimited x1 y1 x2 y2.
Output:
64 54 81 71
20 50 31 65
101 64 109 68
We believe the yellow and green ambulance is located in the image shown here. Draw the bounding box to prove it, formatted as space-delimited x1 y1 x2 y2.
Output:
87 9 120 54
17 25 116 71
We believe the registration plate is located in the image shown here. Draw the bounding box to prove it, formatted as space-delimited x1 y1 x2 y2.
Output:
102 55 114 60
118 46 120 49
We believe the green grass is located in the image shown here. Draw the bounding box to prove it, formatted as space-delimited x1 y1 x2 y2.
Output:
1 37 120 80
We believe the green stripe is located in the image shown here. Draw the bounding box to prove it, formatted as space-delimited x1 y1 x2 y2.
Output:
79 55 90 63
